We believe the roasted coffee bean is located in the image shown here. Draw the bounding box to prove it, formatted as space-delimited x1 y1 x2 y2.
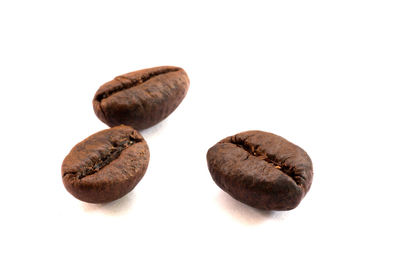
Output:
93 66 189 130
207 131 313 210
62 125 150 203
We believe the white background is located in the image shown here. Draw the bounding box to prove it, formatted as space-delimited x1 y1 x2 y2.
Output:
1 1 399 266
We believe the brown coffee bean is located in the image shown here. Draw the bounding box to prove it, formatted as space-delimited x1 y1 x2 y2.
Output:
93 66 189 130
62 125 150 203
207 131 313 211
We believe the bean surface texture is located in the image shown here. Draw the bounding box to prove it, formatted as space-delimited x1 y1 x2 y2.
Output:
207 131 313 210
62 125 150 203
93 66 189 130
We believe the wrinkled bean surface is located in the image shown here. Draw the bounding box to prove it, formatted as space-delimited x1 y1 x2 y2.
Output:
62 125 149 203
207 131 313 210
93 66 189 130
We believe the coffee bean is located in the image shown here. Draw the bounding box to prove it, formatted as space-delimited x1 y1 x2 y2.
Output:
62 125 150 203
207 131 313 210
93 66 189 130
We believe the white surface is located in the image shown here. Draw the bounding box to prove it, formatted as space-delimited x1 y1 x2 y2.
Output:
1 1 399 266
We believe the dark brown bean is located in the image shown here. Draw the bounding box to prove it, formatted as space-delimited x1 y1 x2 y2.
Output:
207 131 313 211
62 125 149 203
93 66 189 130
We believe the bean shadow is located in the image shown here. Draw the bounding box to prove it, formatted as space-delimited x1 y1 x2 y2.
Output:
140 120 166 140
81 191 136 216
216 191 287 225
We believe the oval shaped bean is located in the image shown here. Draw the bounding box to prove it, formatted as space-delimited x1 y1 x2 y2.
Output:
207 131 313 210
93 66 189 130
62 125 150 203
